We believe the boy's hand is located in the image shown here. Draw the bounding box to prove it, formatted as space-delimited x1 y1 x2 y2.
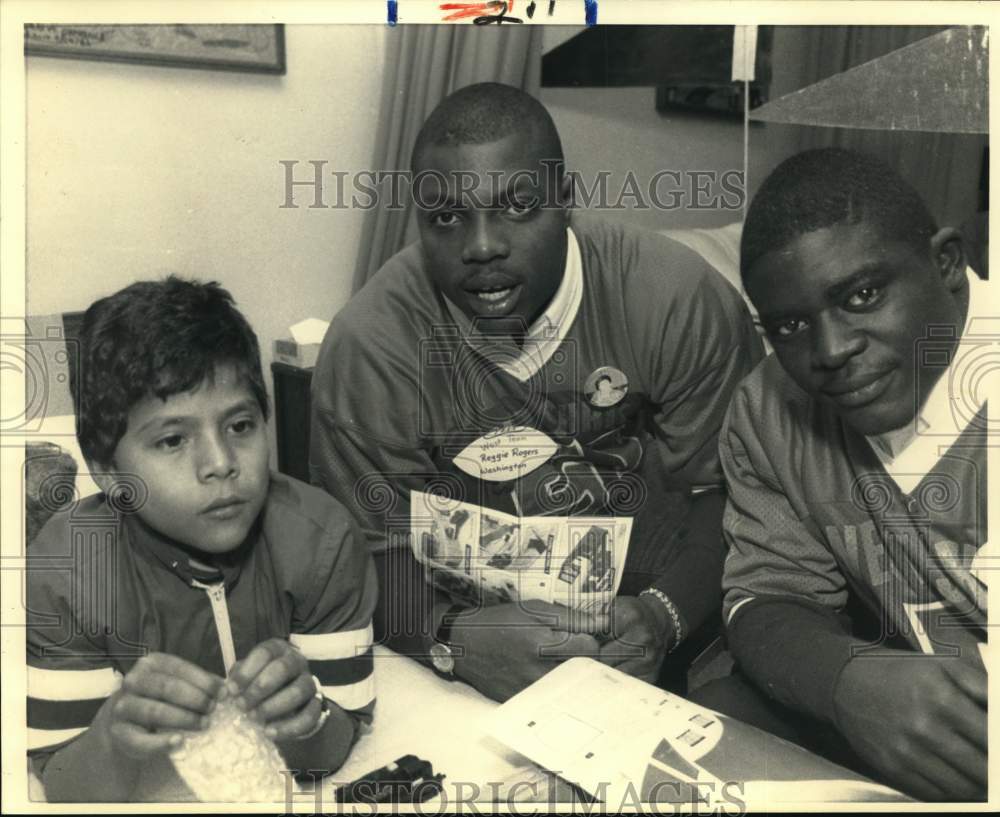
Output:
226 638 323 742
99 653 223 758
834 651 987 801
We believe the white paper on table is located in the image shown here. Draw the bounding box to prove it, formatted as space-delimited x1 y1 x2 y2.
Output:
490 658 909 806
739 779 909 803
490 657 723 804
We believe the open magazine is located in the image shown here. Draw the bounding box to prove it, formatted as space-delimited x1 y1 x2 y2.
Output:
409 490 632 613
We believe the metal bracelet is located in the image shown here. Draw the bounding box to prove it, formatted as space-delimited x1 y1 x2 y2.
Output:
639 588 684 653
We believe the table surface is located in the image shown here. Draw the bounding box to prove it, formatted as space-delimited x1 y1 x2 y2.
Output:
324 646 530 793
27 646 908 806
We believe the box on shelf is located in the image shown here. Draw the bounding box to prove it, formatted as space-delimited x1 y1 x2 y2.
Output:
273 337 320 369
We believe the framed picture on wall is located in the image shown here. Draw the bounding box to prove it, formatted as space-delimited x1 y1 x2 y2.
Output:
24 24 286 74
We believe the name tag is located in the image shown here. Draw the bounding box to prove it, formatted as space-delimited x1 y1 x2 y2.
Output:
452 426 557 482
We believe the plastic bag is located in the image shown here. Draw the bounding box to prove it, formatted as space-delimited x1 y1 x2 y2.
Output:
169 698 300 802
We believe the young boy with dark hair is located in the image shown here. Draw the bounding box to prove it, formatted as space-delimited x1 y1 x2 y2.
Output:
27 277 376 802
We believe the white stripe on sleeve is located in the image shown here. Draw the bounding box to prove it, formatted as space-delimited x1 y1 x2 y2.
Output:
290 623 373 660
28 666 122 701
320 674 375 712
27 725 87 751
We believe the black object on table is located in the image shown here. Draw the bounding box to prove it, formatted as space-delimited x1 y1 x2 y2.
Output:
334 755 445 804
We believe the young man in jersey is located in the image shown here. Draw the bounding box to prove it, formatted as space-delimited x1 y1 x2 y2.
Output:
703 148 987 800
310 82 763 701
27 278 376 801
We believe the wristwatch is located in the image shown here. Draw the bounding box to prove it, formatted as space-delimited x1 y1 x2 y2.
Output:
429 603 466 679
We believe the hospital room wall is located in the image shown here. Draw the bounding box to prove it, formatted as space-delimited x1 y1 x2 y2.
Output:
25 25 388 379
21 25 848 322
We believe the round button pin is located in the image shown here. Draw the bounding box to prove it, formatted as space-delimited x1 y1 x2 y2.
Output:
584 366 628 408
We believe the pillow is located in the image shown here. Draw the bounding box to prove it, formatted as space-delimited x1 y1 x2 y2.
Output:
659 222 743 297
659 222 770 353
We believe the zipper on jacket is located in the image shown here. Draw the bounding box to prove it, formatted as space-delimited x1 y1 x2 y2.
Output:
192 579 237 675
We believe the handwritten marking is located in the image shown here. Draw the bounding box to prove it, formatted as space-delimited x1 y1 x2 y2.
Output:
440 0 524 23
440 1 507 21
475 1 523 24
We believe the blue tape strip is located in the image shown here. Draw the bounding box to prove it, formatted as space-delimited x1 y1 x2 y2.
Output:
584 0 597 25
387 0 398 25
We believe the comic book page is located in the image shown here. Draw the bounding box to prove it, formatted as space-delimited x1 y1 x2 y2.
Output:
410 490 630 611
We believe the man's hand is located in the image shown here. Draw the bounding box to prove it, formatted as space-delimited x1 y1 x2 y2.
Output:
226 638 323 742
97 653 223 758
834 651 987 801
449 601 602 702
588 596 672 684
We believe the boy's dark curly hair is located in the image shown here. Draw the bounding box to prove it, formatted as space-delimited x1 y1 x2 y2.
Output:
72 276 268 465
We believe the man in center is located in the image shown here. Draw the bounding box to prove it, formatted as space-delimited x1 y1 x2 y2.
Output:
311 82 762 700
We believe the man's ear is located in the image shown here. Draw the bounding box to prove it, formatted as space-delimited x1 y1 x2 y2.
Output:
559 171 574 213
930 227 966 292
